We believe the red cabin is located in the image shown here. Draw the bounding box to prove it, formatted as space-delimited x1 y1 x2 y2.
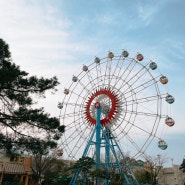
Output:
82 65 88 72
108 51 114 59
64 89 69 95
136 53 144 61
160 76 168 84
165 117 175 127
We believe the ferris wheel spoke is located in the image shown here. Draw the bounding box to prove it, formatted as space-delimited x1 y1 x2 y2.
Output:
120 129 144 155
78 80 92 94
124 95 160 106
114 106 160 140
112 59 137 89
124 76 159 97
68 134 86 155
61 111 82 119
109 56 124 85
65 124 90 143
119 59 137 83
62 102 82 107
121 59 149 89
124 64 147 86
119 125 157 159
96 64 103 85
86 70 98 89
104 58 112 87
116 114 155 138
117 63 147 91
125 109 162 118
61 117 84 130
69 89 86 99
95 63 104 87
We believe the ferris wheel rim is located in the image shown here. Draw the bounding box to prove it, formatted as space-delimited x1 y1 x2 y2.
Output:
57 50 174 160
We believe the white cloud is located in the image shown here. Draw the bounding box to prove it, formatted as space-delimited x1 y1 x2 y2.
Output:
137 2 158 25
0 0 93 77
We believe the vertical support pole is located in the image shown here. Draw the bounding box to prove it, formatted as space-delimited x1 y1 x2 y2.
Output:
95 105 101 185
105 127 110 185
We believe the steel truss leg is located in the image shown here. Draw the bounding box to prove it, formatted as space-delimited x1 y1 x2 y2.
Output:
69 107 139 185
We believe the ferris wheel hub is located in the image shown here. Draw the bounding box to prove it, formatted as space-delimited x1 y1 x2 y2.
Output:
85 88 119 126
94 102 101 109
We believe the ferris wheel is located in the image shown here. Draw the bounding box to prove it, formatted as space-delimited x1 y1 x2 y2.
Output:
58 50 175 162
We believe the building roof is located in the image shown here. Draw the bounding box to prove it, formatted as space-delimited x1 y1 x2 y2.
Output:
0 162 27 174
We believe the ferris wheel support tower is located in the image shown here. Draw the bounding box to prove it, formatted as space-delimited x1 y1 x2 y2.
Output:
70 102 139 185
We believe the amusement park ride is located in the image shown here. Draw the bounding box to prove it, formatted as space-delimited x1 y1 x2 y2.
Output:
58 50 175 185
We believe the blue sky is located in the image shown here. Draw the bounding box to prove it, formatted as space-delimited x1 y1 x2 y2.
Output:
0 0 185 167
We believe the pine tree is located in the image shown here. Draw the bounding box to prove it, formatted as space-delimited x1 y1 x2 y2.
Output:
0 38 64 153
